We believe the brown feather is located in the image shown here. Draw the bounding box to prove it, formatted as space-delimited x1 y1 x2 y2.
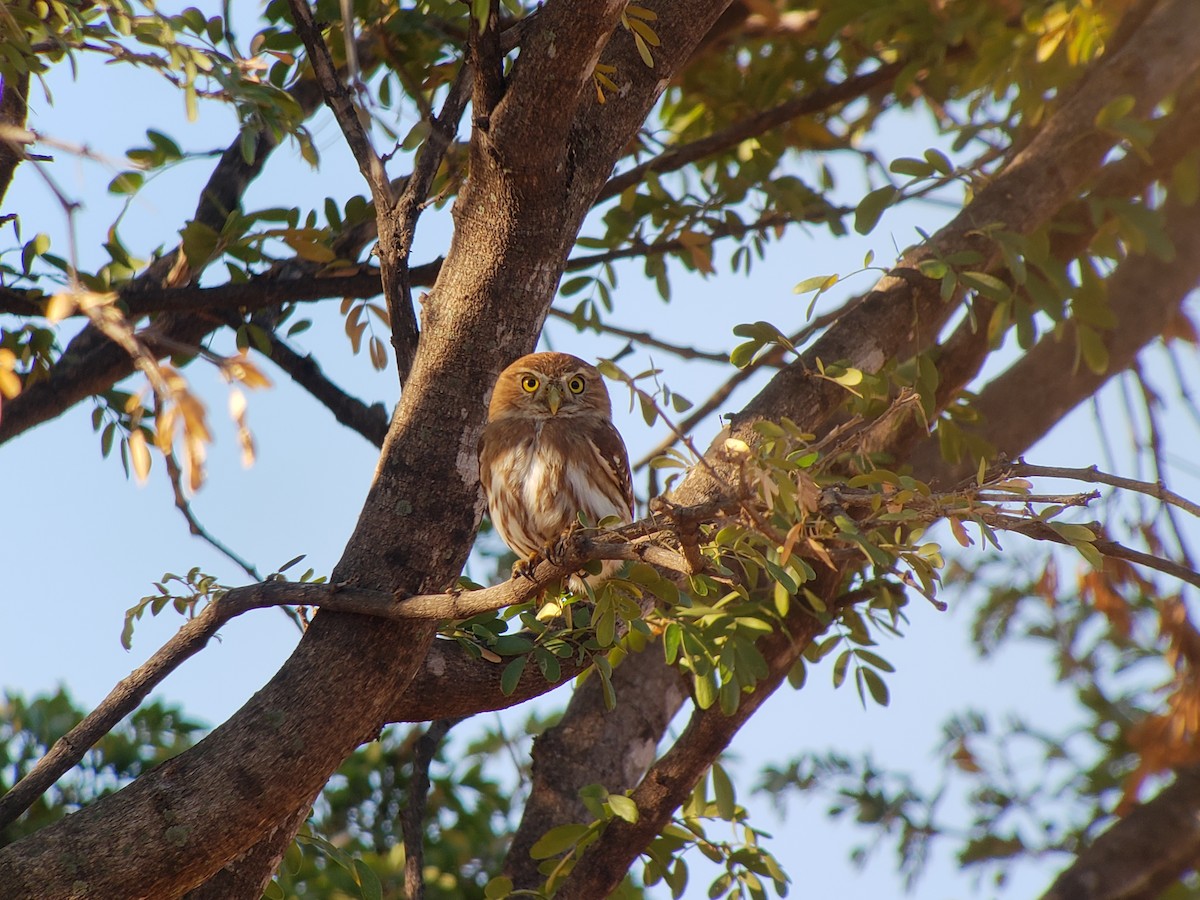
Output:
479 352 633 588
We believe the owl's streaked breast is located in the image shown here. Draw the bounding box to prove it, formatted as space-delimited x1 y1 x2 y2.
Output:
484 420 628 558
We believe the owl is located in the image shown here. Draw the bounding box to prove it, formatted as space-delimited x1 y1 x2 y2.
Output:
479 351 634 592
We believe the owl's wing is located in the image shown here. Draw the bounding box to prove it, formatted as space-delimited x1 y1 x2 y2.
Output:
592 418 634 520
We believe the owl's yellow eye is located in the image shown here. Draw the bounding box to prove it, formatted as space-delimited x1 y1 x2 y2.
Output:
520 374 540 393
567 375 586 395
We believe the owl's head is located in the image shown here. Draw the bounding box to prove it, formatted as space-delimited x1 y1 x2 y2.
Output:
488 352 614 421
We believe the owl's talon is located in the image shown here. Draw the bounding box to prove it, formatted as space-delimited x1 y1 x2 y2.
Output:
512 552 543 581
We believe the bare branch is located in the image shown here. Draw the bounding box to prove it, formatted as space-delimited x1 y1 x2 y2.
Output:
285 0 393 208
382 64 473 384
1005 462 1200 520
257 328 388 448
402 719 460 900
162 440 262 581
598 61 905 202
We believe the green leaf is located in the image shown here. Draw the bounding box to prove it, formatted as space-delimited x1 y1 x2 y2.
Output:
854 186 897 235
499 655 527 696
889 157 934 177
924 148 953 174
108 171 144 194
352 858 383 900
663 622 682 664
960 270 1011 301
530 823 590 859
854 649 895 672
711 762 736 820
1077 324 1109 375
832 649 851 688
694 670 718 709
608 793 639 823
793 274 837 294
560 276 592 296
472 0 491 28
861 667 890 706
484 876 514 899
179 221 220 268
730 340 760 369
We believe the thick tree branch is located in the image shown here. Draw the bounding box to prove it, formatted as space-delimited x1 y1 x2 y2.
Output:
558 566 845 897
504 645 690 889
910 190 1200 484
0 69 31 204
1041 766 1200 900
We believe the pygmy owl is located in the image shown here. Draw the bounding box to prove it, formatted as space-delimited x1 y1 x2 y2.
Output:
479 351 634 591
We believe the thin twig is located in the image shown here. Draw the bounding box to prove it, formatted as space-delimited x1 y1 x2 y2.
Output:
598 61 906 202
548 308 727 363
384 63 473 384
162 438 262 582
633 295 863 469
1133 361 1197 568
286 0 393 206
985 512 1200 592
1005 462 1200 519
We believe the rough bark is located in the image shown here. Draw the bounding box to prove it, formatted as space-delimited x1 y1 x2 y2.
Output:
1041 767 1200 900
504 647 690 889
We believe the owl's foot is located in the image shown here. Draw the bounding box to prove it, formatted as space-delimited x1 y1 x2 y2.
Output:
512 551 543 581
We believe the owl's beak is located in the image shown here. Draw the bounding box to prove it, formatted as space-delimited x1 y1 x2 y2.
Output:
546 385 563 415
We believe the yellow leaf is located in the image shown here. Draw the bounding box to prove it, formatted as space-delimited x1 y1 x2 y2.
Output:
0 368 19 399
228 387 247 420
831 367 863 387
224 354 273 389
0 349 19 399
238 423 256 468
128 429 152 483
44 293 78 322
624 5 657 20
633 32 654 68
185 433 207 492
677 230 714 275
723 437 750 455
155 405 177 453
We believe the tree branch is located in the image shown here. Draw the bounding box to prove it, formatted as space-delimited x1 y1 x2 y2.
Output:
1041 766 1200 900
0 68 31 204
402 719 460 900
285 0 394 208
597 61 905 202
1005 463 1200 519
258 328 388 448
